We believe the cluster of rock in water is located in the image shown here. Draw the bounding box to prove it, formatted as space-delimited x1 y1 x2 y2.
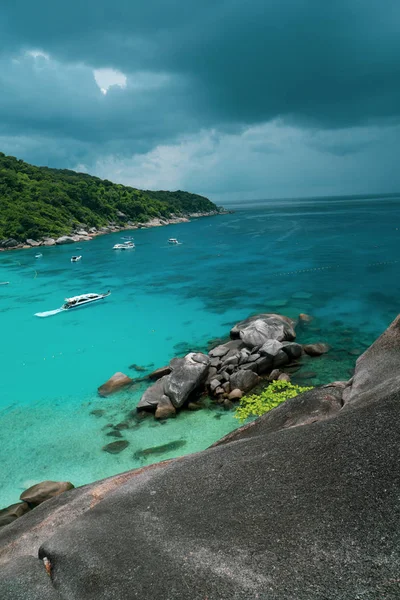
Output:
99 312 329 427
0 210 225 250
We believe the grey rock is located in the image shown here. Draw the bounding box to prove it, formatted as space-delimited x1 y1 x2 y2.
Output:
255 356 273 374
273 351 289 368
268 369 281 381
219 371 230 382
0 238 19 248
55 236 75 245
259 339 284 357
42 238 56 246
26 239 41 247
206 367 218 384
210 339 245 359
241 362 258 372
281 342 303 360
247 353 261 362
229 369 260 393
214 386 224 396
231 313 296 341
165 353 210 408
221 354 240 367
209 357 221 368
137 376 168 410
209 378 221 393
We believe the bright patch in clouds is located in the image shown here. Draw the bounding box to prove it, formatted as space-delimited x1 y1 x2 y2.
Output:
93 68 127 94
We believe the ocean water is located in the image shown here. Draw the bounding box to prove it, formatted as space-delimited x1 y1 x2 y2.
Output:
1 195 400 506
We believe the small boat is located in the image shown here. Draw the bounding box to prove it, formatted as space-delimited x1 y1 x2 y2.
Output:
35 291 111 317
113 241 135 250
121 236 133 240
62 291 110 310
35 253 43 258
168 238 180 245
71 255 82 262
0 281 9 286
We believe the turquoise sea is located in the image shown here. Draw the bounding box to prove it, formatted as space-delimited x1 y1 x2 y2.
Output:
1 194 400 507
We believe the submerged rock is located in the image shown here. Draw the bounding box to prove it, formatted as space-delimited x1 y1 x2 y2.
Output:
20 481 74 507
303 343 330 356
102 441 129 454
134 439 186 459
98 372 133 397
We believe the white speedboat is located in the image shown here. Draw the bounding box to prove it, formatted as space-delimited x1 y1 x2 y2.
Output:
35 253 43 258
62 291 110 310
0 281 9 286
71 255 82 262
113 241 135 249
168 238 179 245
35 291 111 317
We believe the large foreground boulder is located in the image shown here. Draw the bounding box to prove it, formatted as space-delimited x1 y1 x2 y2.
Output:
1 318 400 598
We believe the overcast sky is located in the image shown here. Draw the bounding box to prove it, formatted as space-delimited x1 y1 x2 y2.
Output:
1 0 400 203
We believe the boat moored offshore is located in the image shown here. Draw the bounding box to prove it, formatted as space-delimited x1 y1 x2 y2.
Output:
62 291 111 310
168 238 180 245
113 241 135 249
71 255 82 262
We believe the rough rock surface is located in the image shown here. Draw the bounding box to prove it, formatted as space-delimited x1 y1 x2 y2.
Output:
20 482 74 507
165 352 210 408
97 372 133 397
229 369 260 392
1 319 400 598
155 395 176 419
231 313 296 341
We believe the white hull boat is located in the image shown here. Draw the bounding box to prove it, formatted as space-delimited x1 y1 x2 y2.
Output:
35 291 111 317
71 255 82 262
168 238 180 245
113 242 135 249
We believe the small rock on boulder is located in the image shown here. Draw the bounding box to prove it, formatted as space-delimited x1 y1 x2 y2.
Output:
303 343 330 356
98 372 133 397
20 481 74 506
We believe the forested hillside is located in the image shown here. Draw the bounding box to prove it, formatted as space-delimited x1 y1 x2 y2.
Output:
0 153 219 240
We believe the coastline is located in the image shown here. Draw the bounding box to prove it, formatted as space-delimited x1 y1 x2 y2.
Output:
0 209 231 252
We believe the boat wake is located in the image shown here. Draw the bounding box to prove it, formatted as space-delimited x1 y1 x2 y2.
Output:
35 308 65 318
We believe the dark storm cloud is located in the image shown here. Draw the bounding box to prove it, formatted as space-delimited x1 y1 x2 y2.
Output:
2 0 400 129
0 0 400 196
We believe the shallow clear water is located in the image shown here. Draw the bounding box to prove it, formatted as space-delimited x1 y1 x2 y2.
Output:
1 195 400 506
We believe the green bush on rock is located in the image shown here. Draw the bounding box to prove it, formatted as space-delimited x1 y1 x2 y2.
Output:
235 380 313 422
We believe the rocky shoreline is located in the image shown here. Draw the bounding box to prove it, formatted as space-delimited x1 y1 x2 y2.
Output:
0 315 399 598
0 209 230 251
